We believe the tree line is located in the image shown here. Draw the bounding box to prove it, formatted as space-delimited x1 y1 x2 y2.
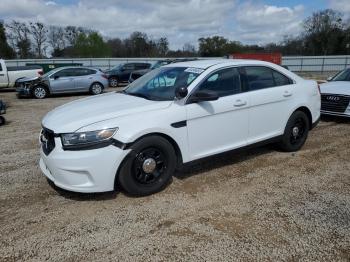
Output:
1 9 350 59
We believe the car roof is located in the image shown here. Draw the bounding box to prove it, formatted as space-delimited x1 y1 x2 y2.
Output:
164 59 280 69
52 66 98 71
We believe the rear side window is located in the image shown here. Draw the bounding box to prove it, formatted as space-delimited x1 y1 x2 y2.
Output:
272 70 292 86
244 67 275 91
196 67 241 97
53 68 76 78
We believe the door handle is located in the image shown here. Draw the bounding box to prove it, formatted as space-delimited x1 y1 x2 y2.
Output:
283 91 292 97
234 100 247 107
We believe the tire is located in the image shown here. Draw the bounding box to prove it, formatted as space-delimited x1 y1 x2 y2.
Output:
32 85 48 99
0 116 5 126
90 82 103 95
109 77 118 87
279 111 310 152
117 136 177 196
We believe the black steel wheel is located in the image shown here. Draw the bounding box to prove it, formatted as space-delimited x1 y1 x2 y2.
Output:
279 111 310 152
117 136 176 196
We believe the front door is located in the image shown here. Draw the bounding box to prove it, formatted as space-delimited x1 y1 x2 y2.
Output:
50 68 76 93
186 67 249 160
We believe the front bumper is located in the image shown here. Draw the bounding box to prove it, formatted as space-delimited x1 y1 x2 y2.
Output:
39 137 130 193
16 86 31 97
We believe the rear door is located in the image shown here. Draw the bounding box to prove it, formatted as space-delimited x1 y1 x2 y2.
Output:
0 62 9 87
74 68 96 91
49 68 76 93
240 66 295 144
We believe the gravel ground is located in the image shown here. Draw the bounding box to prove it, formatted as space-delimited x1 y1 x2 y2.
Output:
0 89 349 261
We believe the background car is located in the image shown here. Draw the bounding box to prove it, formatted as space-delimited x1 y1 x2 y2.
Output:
129 58 198 83
0 59 43 89
320 68 350 117
105 62 151 87
0 100 6 126
16 67 108 99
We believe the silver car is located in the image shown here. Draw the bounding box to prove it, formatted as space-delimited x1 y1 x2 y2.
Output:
16 67 109 99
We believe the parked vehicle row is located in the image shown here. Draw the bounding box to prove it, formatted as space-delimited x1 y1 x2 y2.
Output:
0 59 43 89
39 59 321 196
320 68 350 118
16 67 109 99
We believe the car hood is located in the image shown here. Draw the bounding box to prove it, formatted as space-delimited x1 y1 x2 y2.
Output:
320 81 350 95
17 76 40 83
42 92 172 133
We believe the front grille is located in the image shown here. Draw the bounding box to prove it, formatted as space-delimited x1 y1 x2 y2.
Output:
321 94 350 113
41 127 56 155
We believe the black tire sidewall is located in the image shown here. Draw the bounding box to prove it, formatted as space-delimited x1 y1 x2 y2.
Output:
118 136 176 196
280 111 310 152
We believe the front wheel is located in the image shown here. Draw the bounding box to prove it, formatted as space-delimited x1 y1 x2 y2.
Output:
90 82 103 95
117 136 176 196
279 111 310 152
32 85 48 99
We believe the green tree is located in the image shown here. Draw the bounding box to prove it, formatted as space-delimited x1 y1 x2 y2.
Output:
73 32 111 57
0 21 15 58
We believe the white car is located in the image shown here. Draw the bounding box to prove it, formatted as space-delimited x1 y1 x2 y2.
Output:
0 59 43 88
320 68 350 117
40 59 321 196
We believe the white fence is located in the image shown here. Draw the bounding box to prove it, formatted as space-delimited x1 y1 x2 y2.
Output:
4 55 350 72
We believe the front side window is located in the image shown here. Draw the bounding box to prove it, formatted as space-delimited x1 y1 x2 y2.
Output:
74 68 96 76
52 68 76 78
196 68 241 97
125 67 202 101
123 64 134 70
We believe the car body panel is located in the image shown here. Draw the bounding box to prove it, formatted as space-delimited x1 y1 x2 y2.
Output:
40 59 320 193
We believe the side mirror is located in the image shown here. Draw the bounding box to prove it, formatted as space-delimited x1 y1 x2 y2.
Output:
175 86 188 99
188 90 219 103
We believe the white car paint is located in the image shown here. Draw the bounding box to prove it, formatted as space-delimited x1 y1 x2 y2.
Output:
320 81 350 117
0 59 43 88
40 59 321 193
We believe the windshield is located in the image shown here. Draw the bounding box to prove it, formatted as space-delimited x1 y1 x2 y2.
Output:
42 67 62 78
124 67 203 101
331 69 350 81
110 64 123 71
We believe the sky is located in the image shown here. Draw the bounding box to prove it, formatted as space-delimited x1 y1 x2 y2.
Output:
0 0 349 49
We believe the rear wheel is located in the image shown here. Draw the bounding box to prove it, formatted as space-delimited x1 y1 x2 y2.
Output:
279 111 310 152
32 85 48 99
90 82 103 95
109 77 118 87
117 136 176 196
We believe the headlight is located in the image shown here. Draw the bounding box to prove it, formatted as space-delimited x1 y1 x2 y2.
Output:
61 128 118 149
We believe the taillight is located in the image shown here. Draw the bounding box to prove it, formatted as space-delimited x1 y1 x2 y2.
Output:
38 70 43 76
101 74 108 79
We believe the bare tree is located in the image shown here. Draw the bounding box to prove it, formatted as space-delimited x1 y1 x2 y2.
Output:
29 22 48 58
6 20 32 58
48 25 66 56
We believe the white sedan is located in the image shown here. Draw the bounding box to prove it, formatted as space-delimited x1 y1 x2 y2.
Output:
320 68 350 117
39 59 320 196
